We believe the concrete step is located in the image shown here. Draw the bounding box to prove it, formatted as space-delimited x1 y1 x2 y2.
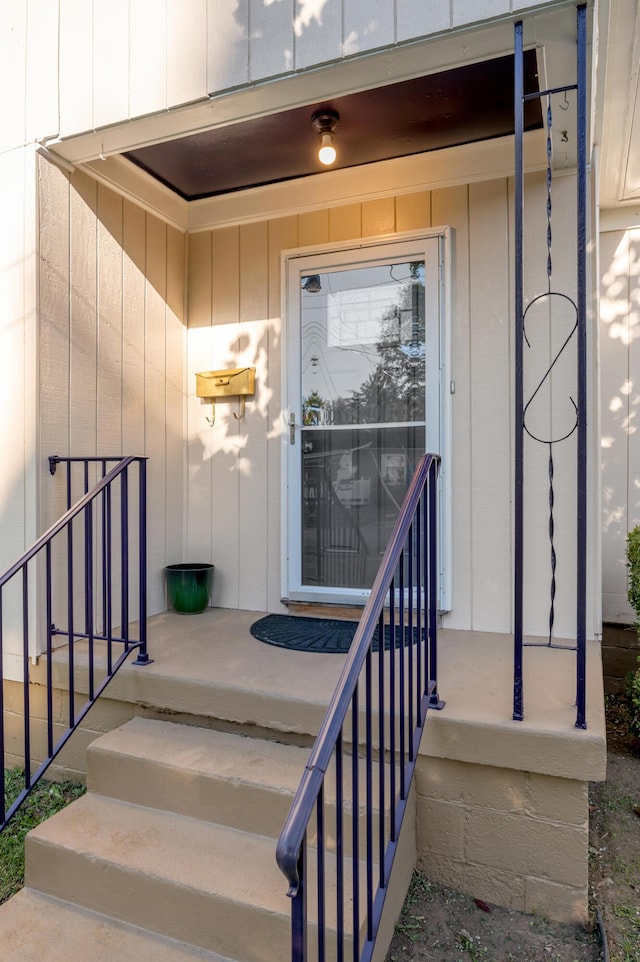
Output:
87 717 310 838
0 888 233 962
25 791 367 962
87 717 384 850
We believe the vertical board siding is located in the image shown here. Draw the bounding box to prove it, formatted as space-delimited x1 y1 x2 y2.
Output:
40 0 570 139
97 185 125 456
130 0 167 119
167 0 207 107
69 172 98 453
238 222 270 611
0 148 30 662
208 225 241 608
59 0 93 137
432 185 471 630
266 216 299 610
207 0 250 94
249 0 294 80
187 178 580 636
93 0 130 131
24 0 59 143
344 0 395 55
468 179 512 633
185 231 214 572
600 227 640 624
0 1 27 153
37 158 185 630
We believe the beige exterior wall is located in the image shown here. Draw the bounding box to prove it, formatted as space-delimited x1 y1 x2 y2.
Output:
37 157 186 622
600 224 640 624
187 170 598 640
44 0 561 140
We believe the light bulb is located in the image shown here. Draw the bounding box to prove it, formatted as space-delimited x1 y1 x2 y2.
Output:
318 132 336 166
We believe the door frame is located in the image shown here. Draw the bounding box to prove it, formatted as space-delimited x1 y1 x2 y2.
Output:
281 227 452 610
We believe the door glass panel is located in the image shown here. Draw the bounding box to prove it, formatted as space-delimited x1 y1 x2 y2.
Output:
300 261 426 591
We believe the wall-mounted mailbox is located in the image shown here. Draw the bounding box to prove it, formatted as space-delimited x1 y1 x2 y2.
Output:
196 367 256 425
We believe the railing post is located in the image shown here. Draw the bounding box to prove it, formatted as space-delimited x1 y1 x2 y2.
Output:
22 566 30 791
291 846 307 962
575 3 587 729
133 458 151 665
513 19 525 722
0 591 4 825
428 460 443 709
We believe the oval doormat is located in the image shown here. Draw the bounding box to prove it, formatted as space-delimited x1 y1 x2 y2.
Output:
250 614 418 654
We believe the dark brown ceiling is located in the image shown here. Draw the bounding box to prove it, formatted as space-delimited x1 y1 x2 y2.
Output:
125 51 541 201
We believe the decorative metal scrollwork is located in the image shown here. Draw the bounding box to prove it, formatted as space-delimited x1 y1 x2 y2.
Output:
523 96 578 650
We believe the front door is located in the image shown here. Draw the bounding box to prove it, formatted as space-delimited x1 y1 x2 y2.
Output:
284 235 444 606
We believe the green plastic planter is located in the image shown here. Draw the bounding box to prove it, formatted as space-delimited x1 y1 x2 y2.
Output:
165 563 214 614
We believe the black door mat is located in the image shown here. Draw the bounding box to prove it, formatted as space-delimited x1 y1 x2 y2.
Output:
250 613 419 654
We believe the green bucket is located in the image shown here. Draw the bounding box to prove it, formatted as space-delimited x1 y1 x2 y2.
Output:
165 563 214 614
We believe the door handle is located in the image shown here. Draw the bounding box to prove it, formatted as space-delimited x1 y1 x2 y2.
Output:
289 412 297 445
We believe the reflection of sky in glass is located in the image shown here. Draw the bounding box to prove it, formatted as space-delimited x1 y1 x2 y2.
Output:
301 261 425 412
327 284 403 347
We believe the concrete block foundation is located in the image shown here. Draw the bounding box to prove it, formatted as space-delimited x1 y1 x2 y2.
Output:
415 757 589 921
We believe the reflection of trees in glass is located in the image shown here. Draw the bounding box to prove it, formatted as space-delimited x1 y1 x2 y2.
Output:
331 278 425 425
302 390 330 425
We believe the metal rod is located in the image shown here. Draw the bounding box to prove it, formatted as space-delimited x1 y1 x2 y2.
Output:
106 481 113 675
407 523 414 760
0 591 4 823
291 845 307 962
389 578 396 841
67 517 75 728
46 542 53 757
22 566 30 788
415 501 422 725
575 3 587 729
351 688 360 962
398 550 406 800
317 791 325 962
513 19 525 722
336 736 344 962
524 83 577 101
377 610 385 887
133 459 150 664
101 461 107 637
365 649 374 942
121 469 129 648
428 463 440 706
85 500 94 701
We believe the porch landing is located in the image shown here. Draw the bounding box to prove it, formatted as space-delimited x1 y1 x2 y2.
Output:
45 607 606 780
30 608 606 923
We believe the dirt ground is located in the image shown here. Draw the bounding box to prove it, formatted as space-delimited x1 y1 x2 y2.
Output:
387 695 640 962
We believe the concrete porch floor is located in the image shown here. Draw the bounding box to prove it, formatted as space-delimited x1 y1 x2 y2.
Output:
46 606 606 782
21 606 608 923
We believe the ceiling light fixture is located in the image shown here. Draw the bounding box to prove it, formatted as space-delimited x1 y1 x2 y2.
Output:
311 109 339 166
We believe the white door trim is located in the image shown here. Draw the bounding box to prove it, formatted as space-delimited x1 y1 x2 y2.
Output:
281 228 452 609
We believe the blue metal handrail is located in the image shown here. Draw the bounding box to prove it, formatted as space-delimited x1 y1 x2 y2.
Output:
276 452 442 962
1 456 149 831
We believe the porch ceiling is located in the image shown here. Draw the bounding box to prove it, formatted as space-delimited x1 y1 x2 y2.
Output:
124 52 541 201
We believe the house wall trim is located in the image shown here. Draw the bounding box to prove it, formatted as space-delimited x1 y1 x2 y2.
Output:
78 132 549 236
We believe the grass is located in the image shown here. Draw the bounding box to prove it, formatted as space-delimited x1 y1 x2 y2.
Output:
1 768 85 905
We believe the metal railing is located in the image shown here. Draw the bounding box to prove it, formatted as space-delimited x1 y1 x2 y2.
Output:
1 456 149 831
513 5 588 728
276 453 442 962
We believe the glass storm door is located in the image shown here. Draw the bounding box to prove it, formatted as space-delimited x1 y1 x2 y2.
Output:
285 237 443 605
